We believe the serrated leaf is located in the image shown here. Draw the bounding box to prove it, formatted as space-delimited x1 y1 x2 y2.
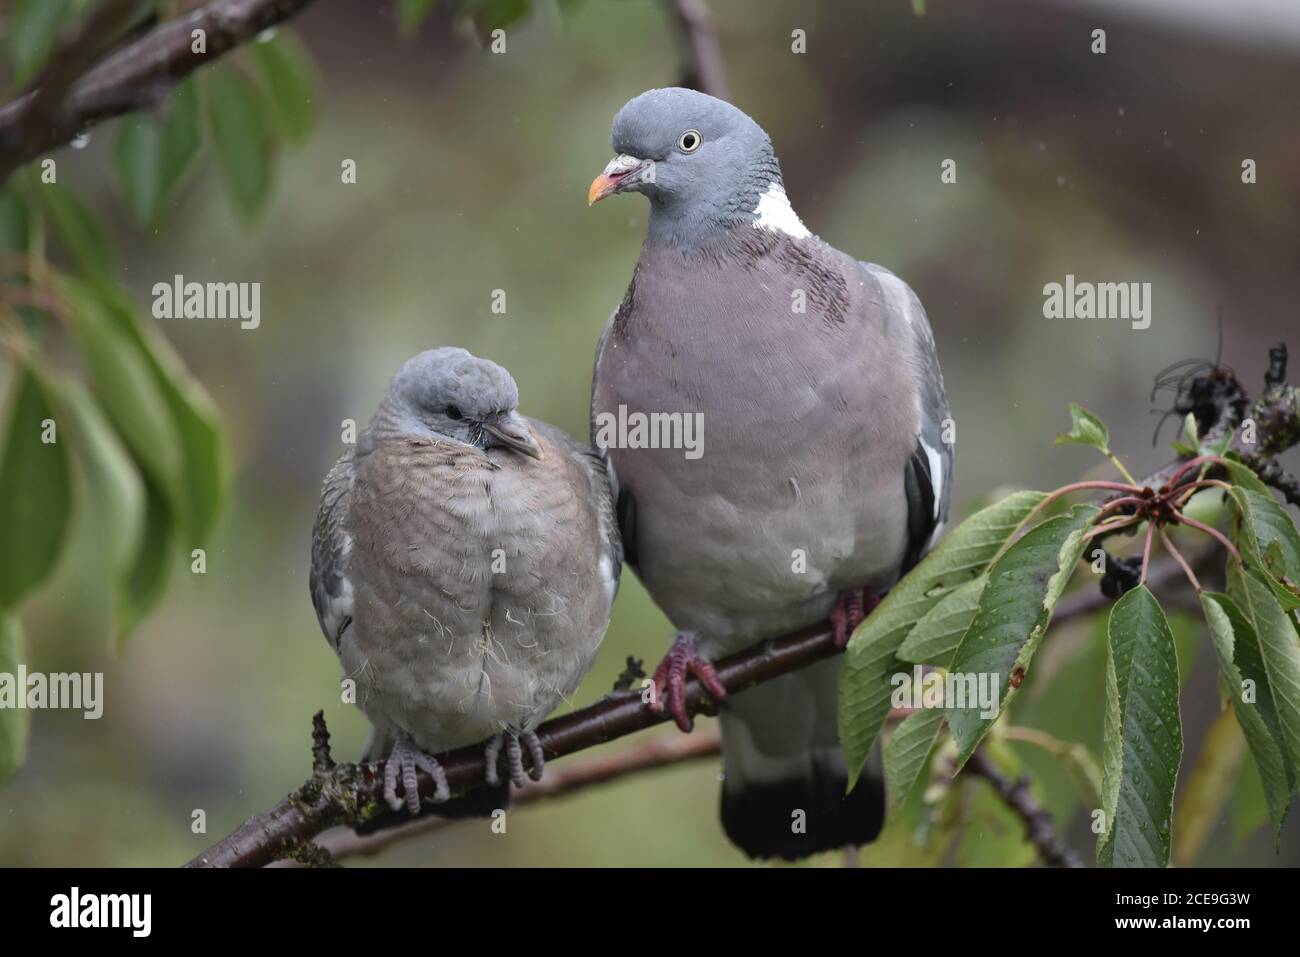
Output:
159 77 202 212
1173 706 1245 867
36 182 112 277
252 32 316 142
1229 487 1300 609
0 612 28 783
1098 585 1182 868
884 708 945 808
1054 402 1109 452
838 490 1049 788
1223 455 1270 495
1235 570 1300 780
207 68 275 219
898 574 986 665
946 504 1099 765
0 367 73 609
397 0 439 36
112 114 162 228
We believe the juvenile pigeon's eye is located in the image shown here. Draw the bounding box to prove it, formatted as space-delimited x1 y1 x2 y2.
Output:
677 129 702 153
445 405 463 420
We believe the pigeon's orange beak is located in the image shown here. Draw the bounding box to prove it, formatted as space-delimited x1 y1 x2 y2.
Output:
588 174 621 206
588 154 648 206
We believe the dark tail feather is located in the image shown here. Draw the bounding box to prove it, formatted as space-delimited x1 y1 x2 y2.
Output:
720 752 884 861
716 661 884 861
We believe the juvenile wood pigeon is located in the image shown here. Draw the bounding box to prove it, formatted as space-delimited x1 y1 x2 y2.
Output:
588 88 952 860
310 348 621 813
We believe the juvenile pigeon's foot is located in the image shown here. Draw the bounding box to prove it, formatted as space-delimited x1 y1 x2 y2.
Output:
383 733 450 814
483 730 545 788
650 631 728 733
830 587 883 650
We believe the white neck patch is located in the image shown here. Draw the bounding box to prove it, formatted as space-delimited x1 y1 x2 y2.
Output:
752 181 811 239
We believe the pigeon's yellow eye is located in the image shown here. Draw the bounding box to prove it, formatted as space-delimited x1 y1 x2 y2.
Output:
677 130 702 153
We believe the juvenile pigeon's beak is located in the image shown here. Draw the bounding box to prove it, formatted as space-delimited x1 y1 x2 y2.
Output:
588 153 648 205
484 410 545 461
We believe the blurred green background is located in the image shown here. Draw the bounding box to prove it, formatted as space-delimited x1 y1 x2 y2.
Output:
2 0 1299 866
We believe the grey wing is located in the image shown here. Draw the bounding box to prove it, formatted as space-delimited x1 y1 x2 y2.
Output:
590 310 639 573
309 450 356 650
536 419 623 599
862 262 954 572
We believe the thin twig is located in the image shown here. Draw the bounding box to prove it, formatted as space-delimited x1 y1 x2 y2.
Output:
963 748 1085 868
1177 513 1243 564
1159 528 1201 593
665 0 730 101
1138 518 1157 584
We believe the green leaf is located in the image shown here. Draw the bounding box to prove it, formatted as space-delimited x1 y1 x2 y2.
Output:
97 285 226 544
1054 402 1110 452
397 0 439 37
8 0 72 86
0 612 29 783
1173 706 1245 867
946 504 1099 765
0 367 73 609
1181 412 1200 452
1229 487 1300 608
1235 570 1300 780
207 68 275 219
112 115 162 228
1206 588 1295 843
117 478 175 637
1223 455 1271 495
897 574 986 665
252 32 317 142
838 490 1048 788
36 182 112 277
52 379 148 640
1098 585 1183 868
63 282 186 509
158 78 202 213
61 278 225 545
1231 750 1272 845
884 708 945 808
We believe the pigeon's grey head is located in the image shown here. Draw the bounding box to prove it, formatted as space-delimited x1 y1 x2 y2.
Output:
377 347 543 459
589 88 792 247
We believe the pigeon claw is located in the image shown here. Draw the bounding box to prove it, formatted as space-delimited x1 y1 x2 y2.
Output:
484 730 546 789
650 632 727 733
830 587 883 650
383 733 450 814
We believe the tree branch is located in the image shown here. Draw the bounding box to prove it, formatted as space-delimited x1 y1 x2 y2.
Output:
189 347 1297 868
664 0 730 101
273 728 723 866
0 0 321 185
963 749 1085 868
